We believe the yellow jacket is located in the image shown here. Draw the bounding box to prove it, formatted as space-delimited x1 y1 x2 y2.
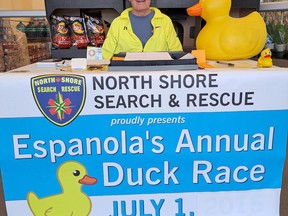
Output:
102 7 183 59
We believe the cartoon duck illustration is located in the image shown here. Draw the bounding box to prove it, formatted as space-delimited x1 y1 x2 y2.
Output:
27 161 97 216
257 48 273 68
187 0 267 60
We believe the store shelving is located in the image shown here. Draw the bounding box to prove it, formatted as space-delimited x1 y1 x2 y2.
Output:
1 0 287 61
1 1 286 17
45 0 124 17
43 0 124 59
259 1 288 11
259 1 288 67
0 18 32 72
0 10 46 18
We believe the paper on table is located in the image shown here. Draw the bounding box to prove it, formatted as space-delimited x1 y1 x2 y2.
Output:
36 59 65 68
124 52 173 61
71 58 87 70
179 53 195 59
208 60 259 68
87 59 110 65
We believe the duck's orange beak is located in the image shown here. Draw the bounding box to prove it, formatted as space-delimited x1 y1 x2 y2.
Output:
79 175 97 185
187 3 202 16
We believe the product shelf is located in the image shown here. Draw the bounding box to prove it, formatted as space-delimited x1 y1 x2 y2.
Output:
0 10 46 18
44 0 124 59
259 1 288 11
51 46 86 59
45 0 123 17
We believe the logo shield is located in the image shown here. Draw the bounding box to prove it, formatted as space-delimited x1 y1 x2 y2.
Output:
31 74 86 126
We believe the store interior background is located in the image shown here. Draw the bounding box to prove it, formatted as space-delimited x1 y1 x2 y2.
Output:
0 0 288 72
0 0 288 216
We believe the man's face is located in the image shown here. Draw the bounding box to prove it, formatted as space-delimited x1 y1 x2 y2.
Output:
130 0 151 13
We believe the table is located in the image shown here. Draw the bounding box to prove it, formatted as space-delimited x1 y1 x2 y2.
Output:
0 63 288 216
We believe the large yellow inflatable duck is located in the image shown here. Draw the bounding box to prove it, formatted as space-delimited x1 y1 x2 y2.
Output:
187 0 267 60
27 161 97 216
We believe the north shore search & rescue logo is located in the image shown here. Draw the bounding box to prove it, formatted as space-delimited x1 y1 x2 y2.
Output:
31 74 86 126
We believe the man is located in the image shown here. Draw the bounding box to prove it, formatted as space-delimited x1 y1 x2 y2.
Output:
102 0 183 59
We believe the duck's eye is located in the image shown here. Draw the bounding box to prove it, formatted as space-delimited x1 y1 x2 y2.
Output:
73 170 80 176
